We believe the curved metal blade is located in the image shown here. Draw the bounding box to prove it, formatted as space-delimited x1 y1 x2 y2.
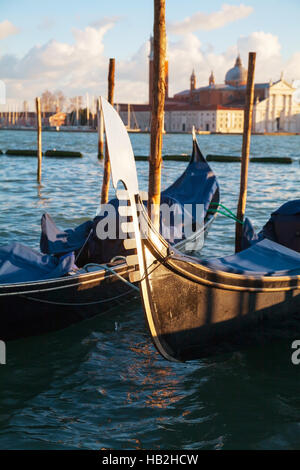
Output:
100 97 139 195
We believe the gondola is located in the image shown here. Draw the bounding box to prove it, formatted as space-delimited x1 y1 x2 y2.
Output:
0 100 219 342
103 97 300 363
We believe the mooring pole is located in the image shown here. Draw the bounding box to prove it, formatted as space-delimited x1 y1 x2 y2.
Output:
86 92 90 126
100 58 115 204
148 0 166 229
36 97 42 184
97 97 104 159
235 52 256 253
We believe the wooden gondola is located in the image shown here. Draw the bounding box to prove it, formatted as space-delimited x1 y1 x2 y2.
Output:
0 100 219 342
103 97 300 363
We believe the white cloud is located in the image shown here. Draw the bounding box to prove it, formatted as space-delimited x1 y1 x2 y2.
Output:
167 30 299 95
0 20 152 106
236 31 282 81
168 4 253 34
0 21 115 105
286 53 300 83
0 20 19 40
1 20 300 108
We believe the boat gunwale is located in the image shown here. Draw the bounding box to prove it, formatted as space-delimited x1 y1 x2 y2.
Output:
0 261 133 295
140 203 300 292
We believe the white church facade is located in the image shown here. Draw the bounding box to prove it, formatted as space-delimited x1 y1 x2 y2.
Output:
252 78 300 133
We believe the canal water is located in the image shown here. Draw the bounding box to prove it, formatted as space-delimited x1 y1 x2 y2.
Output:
0 130 299 449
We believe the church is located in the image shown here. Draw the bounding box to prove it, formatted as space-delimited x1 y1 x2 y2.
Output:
118 38 300 133
172 55 300 133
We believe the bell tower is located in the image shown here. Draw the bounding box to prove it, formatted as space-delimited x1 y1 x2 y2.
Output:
209 71 215 87
190 69 196 91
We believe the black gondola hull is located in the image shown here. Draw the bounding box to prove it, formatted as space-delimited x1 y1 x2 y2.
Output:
0 263 135 341
138 209 300 362
146 259 300 361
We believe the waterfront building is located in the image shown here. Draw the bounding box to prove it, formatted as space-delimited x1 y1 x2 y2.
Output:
117 45 300 133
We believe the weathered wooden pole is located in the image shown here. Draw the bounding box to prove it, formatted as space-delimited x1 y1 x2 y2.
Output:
235 52 256 253
127 103 131 129
86 92 90 125
36 97 42 184
100 58 115 204
97 97 104 159
76 96 79 126
148 0 166 229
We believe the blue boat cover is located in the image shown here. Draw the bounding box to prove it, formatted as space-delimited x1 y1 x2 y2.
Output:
0 243 75 284
202 238 300 276
159 138 219 244
272 200 300 216
40 213 93 255
242 200 300 253
241 217 260 250
161 138 219 215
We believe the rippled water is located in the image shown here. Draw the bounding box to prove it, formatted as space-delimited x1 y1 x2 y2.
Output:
0 130 300 449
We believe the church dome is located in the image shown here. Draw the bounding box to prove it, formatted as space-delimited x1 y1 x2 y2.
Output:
225 55 247 87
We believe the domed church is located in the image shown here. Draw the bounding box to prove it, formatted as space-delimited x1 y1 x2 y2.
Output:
170 55 300 132
225 55 247 87
173 55 267 107
118 42 300 133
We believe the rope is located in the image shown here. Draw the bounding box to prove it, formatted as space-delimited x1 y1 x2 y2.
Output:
18 261 139 306
83 263 139 292
138 250 174 283
21 289 134 306
208 202 244 225
74 228 93 263
0 262 136 298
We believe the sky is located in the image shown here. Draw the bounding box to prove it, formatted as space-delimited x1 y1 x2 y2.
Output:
1 0 300 108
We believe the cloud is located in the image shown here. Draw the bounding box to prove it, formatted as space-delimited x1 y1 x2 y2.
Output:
168 4 253 34
0 19 149 106
0 20 19 40
166 30 298 95
90 16 123 28
0 22 115 85
1 20 300 108
293 79 300 103
167 33 234 95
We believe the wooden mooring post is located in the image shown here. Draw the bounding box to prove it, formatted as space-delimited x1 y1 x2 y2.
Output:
235 52 256 253
148 0 166 229
36 97 42 184
100 58 115 204
97 97 104 159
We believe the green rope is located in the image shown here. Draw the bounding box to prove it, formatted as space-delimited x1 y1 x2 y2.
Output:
208 202 244 225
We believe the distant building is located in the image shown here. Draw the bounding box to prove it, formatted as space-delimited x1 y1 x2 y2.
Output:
253 78 300 132
164 105 244 133
119 38 300 133
49 111 67 128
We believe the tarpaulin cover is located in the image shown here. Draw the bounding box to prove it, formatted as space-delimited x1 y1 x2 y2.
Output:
40 213 93 255
161 138 219 215
157 138 219 244
201 238 300 276
241 217 260 250
0 243 75 284
261 200 300 253
40 199 127 265
242 200 300 253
